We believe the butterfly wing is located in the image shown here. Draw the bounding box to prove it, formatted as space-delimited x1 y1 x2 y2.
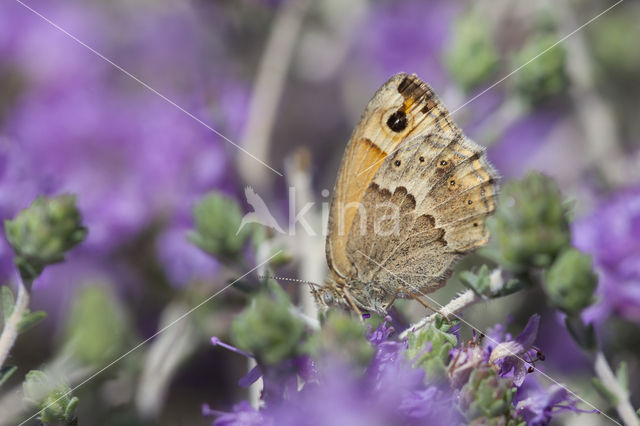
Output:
345 130 498 302
326 73 459 281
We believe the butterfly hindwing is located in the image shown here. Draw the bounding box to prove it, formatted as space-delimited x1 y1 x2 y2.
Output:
344 131 499 300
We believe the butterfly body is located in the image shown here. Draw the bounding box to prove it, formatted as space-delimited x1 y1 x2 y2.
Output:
317 73 499 315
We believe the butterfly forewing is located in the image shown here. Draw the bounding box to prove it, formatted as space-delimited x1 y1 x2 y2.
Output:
326 73 459 280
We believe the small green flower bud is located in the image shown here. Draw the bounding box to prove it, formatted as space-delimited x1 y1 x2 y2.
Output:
459 365 520 424
487 172 571 269
514 33 568 105
406 321 458 383
4 195 87 282
591 11 640 78
23 370 78 425
545 248 597 315
188 193 250 260
459 266 523 298
303 311 374 367
63 285 129 366
231 282 305 365
446 11 499 93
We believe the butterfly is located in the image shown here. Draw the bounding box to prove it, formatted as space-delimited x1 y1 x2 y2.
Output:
313 73 499 316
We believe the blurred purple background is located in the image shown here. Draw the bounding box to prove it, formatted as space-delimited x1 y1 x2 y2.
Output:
1 0 639 424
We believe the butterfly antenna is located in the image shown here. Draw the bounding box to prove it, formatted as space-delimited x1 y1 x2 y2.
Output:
258 275 321 288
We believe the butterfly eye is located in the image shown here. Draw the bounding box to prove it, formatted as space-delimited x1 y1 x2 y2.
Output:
322 292 334 305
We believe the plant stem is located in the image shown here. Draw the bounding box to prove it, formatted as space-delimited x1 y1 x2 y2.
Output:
399 289 482 340
0 277 31 367
236 0 311 190
593 351 639 426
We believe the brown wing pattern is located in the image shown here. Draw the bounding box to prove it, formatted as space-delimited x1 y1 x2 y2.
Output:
344 130 498 301
326 73 459 281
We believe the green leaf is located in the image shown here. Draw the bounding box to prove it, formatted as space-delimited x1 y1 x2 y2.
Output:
498 278 524 297
302 311 374 367
230 281 305 365
406 320 459 383
1 286 15 325
231 279 257 294
63 285 129 366
459 265 491 296
0 365 17 387
459 365 518 421
18 310 47 334
616 361 628 392
63 396 79 422
592 377 618 406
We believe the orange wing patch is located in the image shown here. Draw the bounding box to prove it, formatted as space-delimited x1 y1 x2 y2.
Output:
327 137 388 277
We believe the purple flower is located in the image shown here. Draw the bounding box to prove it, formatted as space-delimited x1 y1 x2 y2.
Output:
488 314 540 387
0 0 240 289
366 316 396 345
267 363 458 426
352 0 458 84
210 336 255 359
488 110 561 179
206 319 461 426
573 186 640 325
515 382 584 426
447 344 486 389
399 386 457 423
156 225 220 286
203 401 267 426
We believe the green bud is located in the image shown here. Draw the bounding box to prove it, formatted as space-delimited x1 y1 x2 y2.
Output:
446 11 499 92
459 266 524 298
265 246 293 268
231 282 305 365
0 365 17 388
406 321 458 383
459 365 520 425
188 193 250 260
23 370 78 425
4 195 87 283
487 172 571 269
62 285 129 366
514 33 568 105
591 11 640 78
458 265 493 296
303 311 374 367
545 248 597 315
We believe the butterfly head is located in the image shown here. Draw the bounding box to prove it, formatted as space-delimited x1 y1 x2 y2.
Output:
312 277 350 312
312 286 343 312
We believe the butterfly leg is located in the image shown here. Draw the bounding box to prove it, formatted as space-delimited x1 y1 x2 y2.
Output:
448 341 468 374
341 287 364 321
382 288 400 312
409 293 450 322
